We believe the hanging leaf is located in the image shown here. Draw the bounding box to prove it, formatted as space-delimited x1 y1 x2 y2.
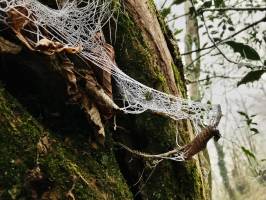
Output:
160 7 171 18
237 111 249 119
174 28 183 36
228 27 235 31
225 41 260 60
237 70 266 86
241 146 256 160
202 1 212 8
172 0 186 5
250 128 259 135
213 37 221 42
214 0 225 7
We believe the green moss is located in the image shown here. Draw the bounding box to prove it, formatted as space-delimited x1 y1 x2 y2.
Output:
172 63 187 97
0 84 132 200
113 8 170 93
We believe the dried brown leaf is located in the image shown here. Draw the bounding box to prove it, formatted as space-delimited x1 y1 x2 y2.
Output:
81 94 105 144
6 7 35 51
181 127 220 160
60 58 80 100
35 38 82 55
82 69 119 119
37 135 53 155
6 6 29 33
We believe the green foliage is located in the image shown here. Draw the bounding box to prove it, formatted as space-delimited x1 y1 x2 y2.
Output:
174 28 183 36
237 111 260 137
172 0 186 5
237 70 266 86
225 41 261 61
241 146 256 160
160 7 171 18
214 0 225 8
237 111 257 126
201 1 212 8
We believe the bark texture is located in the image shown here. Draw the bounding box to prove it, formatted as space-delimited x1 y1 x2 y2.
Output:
0 0 210 199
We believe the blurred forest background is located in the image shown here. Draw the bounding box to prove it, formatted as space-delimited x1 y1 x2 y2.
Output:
156 0 266 199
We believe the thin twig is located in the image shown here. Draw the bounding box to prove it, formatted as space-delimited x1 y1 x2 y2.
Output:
115 142 180 160
135 165 157 198
201 12 238 64
167 11 190 23
181 15 266 55
185 48 214 69
201 7 266 13
187 75 241 84
160 0 169 9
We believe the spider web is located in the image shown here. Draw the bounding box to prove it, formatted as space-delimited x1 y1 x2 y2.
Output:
0 0 222 133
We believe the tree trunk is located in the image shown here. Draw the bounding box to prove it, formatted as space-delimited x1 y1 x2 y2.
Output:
0 0 210 199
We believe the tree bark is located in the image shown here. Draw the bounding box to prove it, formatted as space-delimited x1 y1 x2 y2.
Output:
0 0 210 199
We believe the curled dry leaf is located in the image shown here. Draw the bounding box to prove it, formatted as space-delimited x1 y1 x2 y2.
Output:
60 57 80 100
82 69 119 119
35 38 82 55
6 6 35 51
37 135 53 155
181 127 220 160
81 94 105 144
6 7 82 55
6 6 29 33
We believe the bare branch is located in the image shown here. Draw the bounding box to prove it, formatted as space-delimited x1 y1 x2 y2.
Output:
167 11 190 23
201 7 266 13
187 75 241 84
181 15 266 56
160 0 169 9
201 12 238 64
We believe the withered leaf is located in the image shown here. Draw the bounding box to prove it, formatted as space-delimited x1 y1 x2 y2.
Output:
35 38 82 55
60 57 80 99
82 69 119 120
6 6 29 33
37 135 53 155
6 6 34 51
81 94 105 144
181 127 220 160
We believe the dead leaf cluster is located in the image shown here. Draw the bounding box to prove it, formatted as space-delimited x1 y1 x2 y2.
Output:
2 5 120 144
6 7 82 55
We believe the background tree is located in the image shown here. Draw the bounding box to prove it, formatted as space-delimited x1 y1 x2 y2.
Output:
158 0 266 199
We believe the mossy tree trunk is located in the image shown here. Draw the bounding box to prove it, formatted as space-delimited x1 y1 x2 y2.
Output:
0 0 210 199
